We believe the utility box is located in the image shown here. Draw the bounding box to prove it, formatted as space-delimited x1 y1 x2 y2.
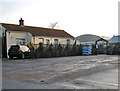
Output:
82 44 92 55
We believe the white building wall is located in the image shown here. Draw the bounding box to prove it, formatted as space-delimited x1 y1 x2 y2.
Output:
32 36 80 45
6 31 32 56
0 24 2 58
0 35 1 58
0 24 6 58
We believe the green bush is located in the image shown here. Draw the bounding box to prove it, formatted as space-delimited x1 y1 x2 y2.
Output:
64 44 71 56
113 44 119 55
36 43 44 58
107 44 120 55
71 41 78 56
92 44 97 55
107 45 113 55
45 43 53 58
57 44 64 57
29 43 88 58
77 44 82 55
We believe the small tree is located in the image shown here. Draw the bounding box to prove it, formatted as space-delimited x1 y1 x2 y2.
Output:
72 40 77 56
36 43 44 58
77 44 82 55
46 43 53 58
49 22 58 29
113 44 119 55
92 44 97 55
57 44 63 57
107 45 113 55
64 44 70 56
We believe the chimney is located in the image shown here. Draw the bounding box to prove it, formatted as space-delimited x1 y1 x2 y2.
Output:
19 18 24 26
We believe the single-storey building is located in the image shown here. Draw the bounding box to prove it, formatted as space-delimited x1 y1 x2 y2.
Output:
108 35 120 55
0 18 79 57
76 34 110 45
76 34 110 54
108 35 120 45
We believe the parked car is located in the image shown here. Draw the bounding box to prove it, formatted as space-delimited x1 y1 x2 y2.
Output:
8 45 31 59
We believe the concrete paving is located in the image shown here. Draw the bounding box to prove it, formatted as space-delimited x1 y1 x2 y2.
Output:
2 68 118 89
2 55 119 89
59 69 118 89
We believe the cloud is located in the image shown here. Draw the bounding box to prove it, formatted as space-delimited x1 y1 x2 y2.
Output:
0 0 119 37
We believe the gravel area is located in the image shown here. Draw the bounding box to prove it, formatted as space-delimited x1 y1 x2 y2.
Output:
2 55 119 89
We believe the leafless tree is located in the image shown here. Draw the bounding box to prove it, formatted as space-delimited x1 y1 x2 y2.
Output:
49 22 58 29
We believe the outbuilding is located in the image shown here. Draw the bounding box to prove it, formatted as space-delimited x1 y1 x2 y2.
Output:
108 35 120 54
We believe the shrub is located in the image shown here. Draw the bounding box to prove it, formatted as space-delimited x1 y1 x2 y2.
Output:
92 44 97 55
113 44 119 55
77 44 82 55
106 45 113 55
107 44 120 55
45 43 53 58
64 44 71 56
30 42 101 58
57 44 64 57
72 41 78 56
36 43 44 58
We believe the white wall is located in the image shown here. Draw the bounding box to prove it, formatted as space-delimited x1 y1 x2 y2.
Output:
33 36 80 45
0 24 5 58
6 31 32 56
0 32 2 58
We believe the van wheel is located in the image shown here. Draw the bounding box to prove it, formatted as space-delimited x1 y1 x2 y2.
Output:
22 54 25 59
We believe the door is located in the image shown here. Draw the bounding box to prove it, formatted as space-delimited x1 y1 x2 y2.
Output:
54 39 58 46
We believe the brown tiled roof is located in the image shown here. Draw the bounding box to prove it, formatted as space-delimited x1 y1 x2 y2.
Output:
1 23 74 39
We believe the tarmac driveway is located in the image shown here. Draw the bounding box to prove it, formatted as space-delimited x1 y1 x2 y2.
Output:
2 55 119 89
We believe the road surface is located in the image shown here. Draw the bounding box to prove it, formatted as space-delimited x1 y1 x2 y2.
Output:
2 55 119 89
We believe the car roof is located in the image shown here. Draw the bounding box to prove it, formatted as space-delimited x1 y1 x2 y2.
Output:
11 45 27 47
19 45 27 47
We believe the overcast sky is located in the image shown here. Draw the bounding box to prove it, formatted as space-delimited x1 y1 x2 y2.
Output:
0 0 119 37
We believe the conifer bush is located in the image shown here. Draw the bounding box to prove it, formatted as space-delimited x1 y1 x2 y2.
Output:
92 44 97 55
30 43 84 58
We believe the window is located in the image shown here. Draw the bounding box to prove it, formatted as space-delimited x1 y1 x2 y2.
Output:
54 39 58 46
20 46 30 52
39 38 44 44
10 45 19 50
46 39 50 45
16 38 25 45
67 39 70 45
33 37 35 44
